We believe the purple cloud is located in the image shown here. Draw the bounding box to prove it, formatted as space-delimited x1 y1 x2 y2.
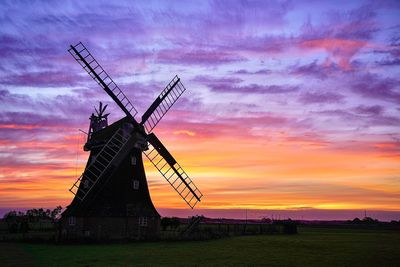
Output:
232 69 271 75
317 106 400 127
210 84 298 94
298 91 345 104
351 74 400 104
191 75 242 85
156 49 245 65
192 75 298 94
0 70 80 87
353 105 384 116
289 61 348 79
300 4 378 41
376 58 400 66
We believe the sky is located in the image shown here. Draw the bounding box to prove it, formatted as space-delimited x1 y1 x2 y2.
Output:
0 0 399 221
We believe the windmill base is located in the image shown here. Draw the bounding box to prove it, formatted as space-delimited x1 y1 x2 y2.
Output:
59 216 160 241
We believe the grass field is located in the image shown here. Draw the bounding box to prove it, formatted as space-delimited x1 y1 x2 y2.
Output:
1 227 399 266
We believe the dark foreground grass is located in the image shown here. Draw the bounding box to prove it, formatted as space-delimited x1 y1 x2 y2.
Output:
1 227 399 266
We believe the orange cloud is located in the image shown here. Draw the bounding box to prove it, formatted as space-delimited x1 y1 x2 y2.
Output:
173 130 196 136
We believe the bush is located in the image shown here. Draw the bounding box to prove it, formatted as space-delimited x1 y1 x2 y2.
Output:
161 217 181 231
282 219 298 234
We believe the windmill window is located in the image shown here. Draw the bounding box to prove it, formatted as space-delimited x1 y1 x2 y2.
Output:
68 216 76 226
131 156 137 165
133 180 139 190
139 217 148 226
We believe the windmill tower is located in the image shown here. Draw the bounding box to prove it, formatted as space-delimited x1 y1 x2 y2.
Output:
60 42 203 240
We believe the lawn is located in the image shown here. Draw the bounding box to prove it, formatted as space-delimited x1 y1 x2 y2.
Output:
1 227 399 266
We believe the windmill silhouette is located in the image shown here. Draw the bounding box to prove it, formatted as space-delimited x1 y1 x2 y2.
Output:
61 42 203 240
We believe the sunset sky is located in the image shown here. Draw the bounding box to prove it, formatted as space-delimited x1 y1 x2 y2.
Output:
0 0 399 221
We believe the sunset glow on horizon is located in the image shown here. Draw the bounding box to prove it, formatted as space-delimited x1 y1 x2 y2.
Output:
0 0 399 220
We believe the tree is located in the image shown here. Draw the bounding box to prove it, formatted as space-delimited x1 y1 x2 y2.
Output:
3 210 18 219
282 219 297 234
161 217 171 231
3 210 28 233
170 217 180 229
50 206 62 221
362 217 379 223
2 206 62 234
25 206 62 222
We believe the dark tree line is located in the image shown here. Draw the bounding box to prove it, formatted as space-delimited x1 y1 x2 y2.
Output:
350 217 380 224
2 206 62 233
161 217 180 231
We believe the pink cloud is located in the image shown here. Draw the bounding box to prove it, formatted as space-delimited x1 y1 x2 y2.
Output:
299 38 368 70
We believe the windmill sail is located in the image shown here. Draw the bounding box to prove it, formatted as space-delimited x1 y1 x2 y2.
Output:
68 42 203 210
145 133 203 208
141 75 186 133
70 126 135 201
68 42 138 120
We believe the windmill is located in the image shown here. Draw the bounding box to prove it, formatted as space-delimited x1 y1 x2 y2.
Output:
60 42 203 240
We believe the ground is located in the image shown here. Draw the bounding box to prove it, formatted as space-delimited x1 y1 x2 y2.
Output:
0 227 399 266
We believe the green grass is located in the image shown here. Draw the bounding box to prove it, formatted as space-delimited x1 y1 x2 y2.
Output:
1 227 399 266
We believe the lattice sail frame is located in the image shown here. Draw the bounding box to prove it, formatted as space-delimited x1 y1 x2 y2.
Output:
69 127 131 201
68 42 138 118
144 133 203 208
141 75 186 133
